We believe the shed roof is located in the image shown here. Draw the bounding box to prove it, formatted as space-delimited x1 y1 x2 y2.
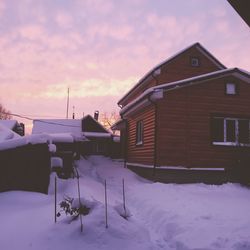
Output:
32 119 82 135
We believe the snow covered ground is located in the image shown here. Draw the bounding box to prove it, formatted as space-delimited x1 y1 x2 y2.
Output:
1 156 250 250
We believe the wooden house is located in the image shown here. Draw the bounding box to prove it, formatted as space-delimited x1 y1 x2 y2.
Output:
112 43 250 183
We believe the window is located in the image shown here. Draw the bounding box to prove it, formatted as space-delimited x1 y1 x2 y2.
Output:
136 120 143 145
190 57 200 67
226 83 237 95
211 117 250 146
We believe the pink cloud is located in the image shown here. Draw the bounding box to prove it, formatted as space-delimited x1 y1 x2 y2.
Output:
55 11 73 29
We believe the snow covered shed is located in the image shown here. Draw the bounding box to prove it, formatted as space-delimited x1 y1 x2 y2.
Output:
32 115 119 158
0 124 51 193
113 42 250 183
32 119 85 177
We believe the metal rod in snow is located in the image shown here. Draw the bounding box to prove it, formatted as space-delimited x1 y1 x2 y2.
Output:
54 176 57 223
105 179 108 228
122 178 127 217
77 173 83 232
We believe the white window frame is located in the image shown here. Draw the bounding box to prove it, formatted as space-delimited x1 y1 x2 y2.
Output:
226 83 237 95
191 57 199 67
136 120 143 145
213 117 250 147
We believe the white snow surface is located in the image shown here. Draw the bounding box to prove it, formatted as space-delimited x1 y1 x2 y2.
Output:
32 119 82 135
1 156 250 250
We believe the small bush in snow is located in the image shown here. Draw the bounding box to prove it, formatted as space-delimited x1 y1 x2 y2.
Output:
57 196 90 219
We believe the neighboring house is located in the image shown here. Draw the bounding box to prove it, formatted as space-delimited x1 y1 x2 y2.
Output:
112 42 250 183
32 118 86 177
32 114 120 158
0 119 25 136
82 115 114 156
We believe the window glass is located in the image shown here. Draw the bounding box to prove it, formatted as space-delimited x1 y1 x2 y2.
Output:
212 117 224 142
136 121 143 144
239 120 249 144
226 83 236 95
226 119 236 142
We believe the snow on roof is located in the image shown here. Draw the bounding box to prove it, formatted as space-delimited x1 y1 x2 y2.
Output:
32 119 82 135
0 133 50 151
0 123 21 142
120 68 250 116
118 42 226 105
0 120 17 130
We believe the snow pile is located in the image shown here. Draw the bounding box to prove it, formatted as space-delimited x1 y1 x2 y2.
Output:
1 156 250 250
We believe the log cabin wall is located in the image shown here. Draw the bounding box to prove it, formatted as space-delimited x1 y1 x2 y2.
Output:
156 76 250 168
126 105 155 165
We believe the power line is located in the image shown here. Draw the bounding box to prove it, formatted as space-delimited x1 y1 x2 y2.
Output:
1 112 81 128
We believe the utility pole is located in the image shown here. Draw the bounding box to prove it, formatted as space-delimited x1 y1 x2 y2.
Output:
66 87 69 119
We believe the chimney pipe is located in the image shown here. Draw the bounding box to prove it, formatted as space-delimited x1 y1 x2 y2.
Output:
94 110 99 121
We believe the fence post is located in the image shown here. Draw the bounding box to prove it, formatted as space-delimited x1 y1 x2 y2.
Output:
122 178 127 218
54 176 57 223
76 171 83 232
105 179 108 228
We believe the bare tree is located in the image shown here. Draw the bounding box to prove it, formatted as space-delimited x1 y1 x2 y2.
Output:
0 103 12 120
100 111 120 133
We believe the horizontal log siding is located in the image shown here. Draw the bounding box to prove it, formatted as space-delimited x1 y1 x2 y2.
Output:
157 76 250 168
122 46 221 106
127 106 155 165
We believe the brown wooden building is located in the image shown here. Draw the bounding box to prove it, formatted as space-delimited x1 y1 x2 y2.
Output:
112 43 250 183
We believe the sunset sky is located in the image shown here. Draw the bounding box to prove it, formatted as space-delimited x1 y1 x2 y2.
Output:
0 0 249 133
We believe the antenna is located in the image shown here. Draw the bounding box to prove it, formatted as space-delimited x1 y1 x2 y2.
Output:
66 87 69 119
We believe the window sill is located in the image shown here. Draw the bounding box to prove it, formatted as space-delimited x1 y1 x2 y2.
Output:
136 141 143 146
212 142 250 147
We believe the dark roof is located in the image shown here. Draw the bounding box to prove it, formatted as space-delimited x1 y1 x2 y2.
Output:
82 115 110 133
118 42 226 106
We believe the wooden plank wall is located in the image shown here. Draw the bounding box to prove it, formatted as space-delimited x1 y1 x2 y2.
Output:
127 105 155 165
157 76 250 168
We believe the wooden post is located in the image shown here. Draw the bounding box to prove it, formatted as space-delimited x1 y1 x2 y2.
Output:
77 176 83 232
105 180 108 228
54 176 57 223
122 178 127 218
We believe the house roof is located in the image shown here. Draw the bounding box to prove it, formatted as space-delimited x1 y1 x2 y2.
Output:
32 119 82 135
82 115 111 134
0 120 18 130
118 42 226 106
0 123 21 142
227 0 250 27
120 68 250 116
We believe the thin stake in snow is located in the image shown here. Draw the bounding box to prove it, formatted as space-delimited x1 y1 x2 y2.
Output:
122 178 127 218
105 179 108 228
54 176 57 223
76 171 83 232
74 166 83 232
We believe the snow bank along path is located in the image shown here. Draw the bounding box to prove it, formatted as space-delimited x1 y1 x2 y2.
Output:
0 156 250 250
